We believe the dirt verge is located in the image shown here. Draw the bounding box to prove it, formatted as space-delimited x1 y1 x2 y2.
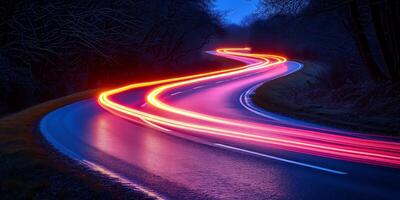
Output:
0 89 152 199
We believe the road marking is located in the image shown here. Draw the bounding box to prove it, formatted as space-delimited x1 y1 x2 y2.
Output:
215 80 225 84
170 91 182 96
140 103 147 107
83 160 165 200
193 85 205 90
214 143 347 175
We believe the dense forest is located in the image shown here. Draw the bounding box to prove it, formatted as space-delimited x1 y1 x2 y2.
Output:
0 0 223 114
249 0 400 133
1 0 399 122
250 0 400 82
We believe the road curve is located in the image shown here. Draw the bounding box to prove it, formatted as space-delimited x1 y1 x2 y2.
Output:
41 48 400 199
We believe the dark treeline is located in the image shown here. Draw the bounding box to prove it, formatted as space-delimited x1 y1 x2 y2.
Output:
2 0 399 117
0 0 224 114
250 0 362 88
248 0 400 130
250 0 400 84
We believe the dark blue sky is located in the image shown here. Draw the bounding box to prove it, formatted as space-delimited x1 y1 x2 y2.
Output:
213 0 260 25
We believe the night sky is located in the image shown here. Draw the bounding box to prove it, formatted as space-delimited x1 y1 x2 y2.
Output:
213 0 260 25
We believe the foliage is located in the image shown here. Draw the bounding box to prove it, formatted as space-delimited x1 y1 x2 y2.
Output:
0 0 222 114
253 0 400 81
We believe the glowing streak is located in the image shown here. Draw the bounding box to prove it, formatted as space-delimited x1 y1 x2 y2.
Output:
141 118 171 132
146 53 286 128
99 99 400 166
146 53 400 153
99 48 400 168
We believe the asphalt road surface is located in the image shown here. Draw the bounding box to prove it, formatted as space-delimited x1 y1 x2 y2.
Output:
41 48 400 200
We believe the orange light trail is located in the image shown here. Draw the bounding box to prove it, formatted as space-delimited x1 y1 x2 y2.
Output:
98 48 400 168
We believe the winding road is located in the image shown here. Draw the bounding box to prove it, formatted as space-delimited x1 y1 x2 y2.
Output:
40 48 400 199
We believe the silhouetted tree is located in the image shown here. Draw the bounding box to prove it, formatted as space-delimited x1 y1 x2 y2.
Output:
0 0 222 114
367 0 400 80
346 0 387 80
257 0 400 81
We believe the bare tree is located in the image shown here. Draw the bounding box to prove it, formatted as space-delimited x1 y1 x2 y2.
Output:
255 0 400 81
368 0 400 80
0 0 223 113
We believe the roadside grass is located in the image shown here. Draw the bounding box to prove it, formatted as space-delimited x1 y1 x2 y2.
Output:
0 89 151 199
252 61 400 136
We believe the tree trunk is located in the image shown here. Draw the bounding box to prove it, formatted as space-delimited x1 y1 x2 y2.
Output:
348 0 387 80
368 0 400 81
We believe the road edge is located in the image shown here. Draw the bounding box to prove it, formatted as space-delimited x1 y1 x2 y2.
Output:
251 60 397 136
0 89 153 199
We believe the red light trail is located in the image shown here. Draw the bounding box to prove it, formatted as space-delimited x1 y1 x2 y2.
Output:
98 48 400 168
